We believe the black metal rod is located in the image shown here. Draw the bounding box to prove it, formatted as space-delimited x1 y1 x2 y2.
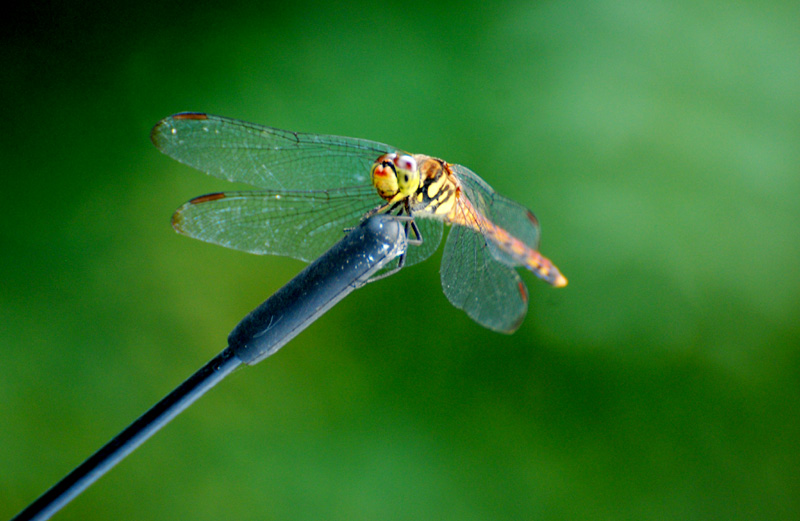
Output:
229 213 406 364
11 215 406 521
11 349 242 521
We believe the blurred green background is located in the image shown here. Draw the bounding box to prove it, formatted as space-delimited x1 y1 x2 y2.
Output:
3 0 799 519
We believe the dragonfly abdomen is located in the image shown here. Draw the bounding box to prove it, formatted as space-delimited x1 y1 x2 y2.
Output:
445 199 568 287
410 156 568 287
488 221 567 287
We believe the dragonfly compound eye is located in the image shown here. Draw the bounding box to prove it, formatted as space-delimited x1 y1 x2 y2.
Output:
371 154 400 200
393 154 420 196
395 154 417 173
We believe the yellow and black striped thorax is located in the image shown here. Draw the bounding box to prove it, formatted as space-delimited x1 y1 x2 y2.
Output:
410 155 458 218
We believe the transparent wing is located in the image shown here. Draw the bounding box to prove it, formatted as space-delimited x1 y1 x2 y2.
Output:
151 113 397 190
451 164 541 266
406 217 443 266
172 187 442 268
440 223 528 334
172 186 382 262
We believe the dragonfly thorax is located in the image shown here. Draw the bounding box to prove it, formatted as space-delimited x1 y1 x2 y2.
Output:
371 153 420 203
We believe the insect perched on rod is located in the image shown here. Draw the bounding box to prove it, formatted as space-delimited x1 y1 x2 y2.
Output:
152 113 567 333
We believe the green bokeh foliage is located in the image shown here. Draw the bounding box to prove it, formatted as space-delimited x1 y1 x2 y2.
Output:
3 1 798 519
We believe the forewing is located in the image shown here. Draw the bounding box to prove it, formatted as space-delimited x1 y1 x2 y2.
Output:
440 223 528 334
171 186 380 262
151 113 396 190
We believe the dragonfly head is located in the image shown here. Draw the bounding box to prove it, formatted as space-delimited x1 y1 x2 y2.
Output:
371 153 420 202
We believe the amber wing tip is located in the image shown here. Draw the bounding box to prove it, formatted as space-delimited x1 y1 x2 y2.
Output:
171 112 209 120
553 274 568 288
170 209 184 232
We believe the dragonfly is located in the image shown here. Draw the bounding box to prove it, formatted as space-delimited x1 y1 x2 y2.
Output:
152 113 567 333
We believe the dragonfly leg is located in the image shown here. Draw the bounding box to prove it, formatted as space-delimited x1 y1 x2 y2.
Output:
381 213 422 245
407 218 423 247
366 265 404 282
364 214 423 283
366 226 409 283
343 204 389 234
392 215 423 263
